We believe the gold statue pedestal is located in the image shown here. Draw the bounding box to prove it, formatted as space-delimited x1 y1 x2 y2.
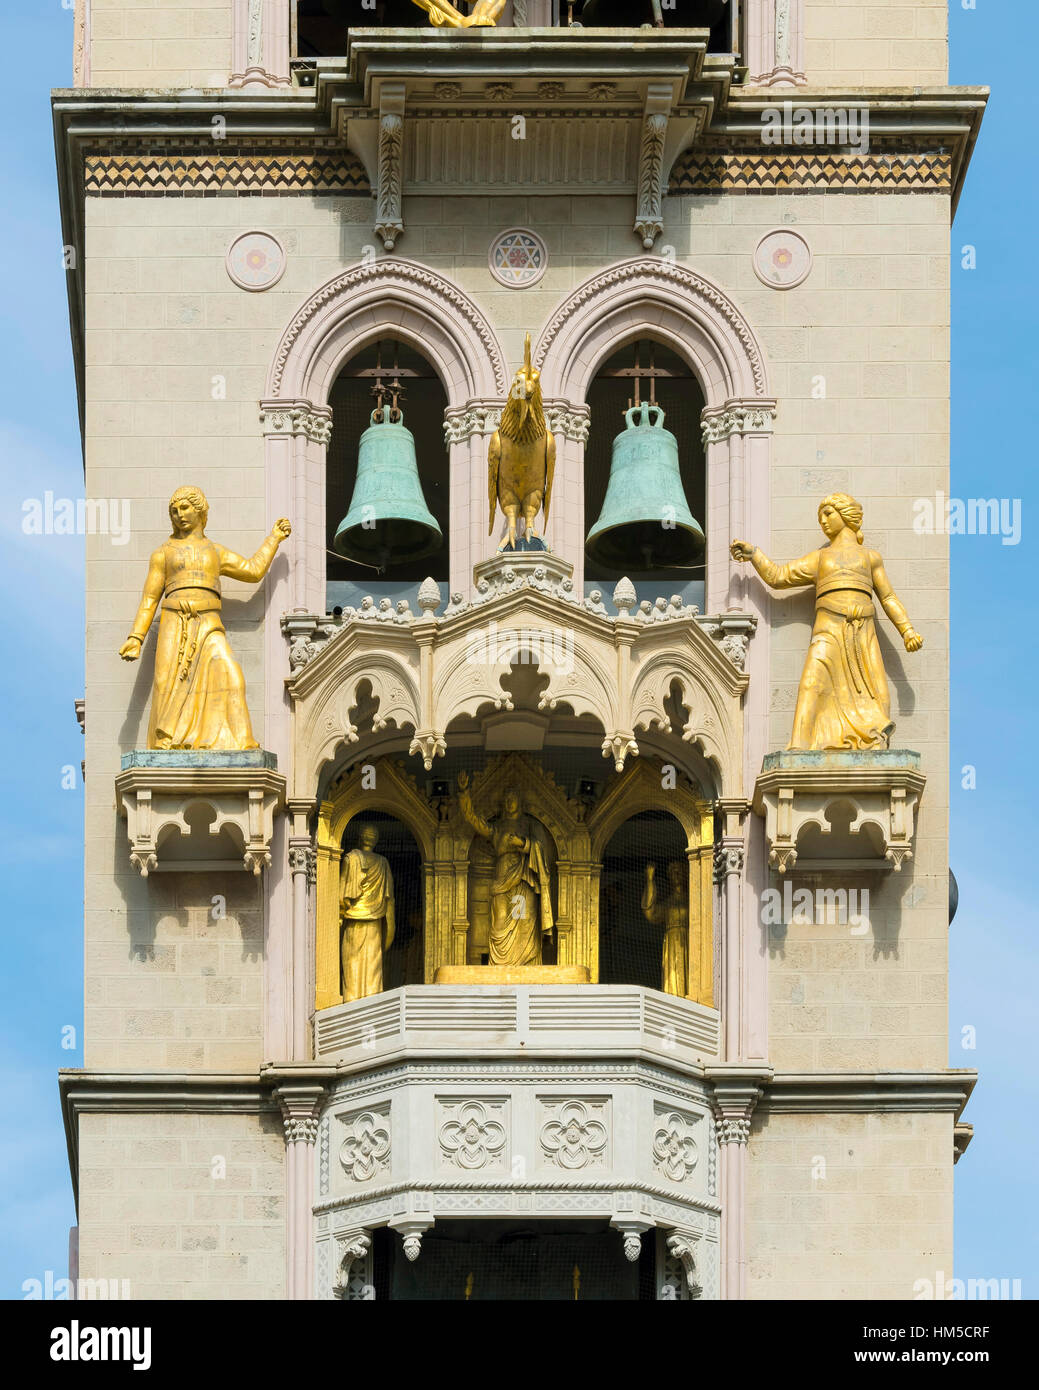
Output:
434 965 591 986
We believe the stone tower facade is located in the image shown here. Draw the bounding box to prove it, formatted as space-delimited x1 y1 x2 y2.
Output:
58 1 982 1299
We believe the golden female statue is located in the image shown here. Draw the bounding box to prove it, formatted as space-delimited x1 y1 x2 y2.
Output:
339 824 396 1002
731 493 922 751
119 486 291 750
409 0 505 26
458 773 554 966
641 861 689 998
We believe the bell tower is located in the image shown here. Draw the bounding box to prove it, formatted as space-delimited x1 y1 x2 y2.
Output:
59 0 982 1300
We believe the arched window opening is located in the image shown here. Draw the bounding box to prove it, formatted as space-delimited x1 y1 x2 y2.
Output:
584 338 707 611
599 809 689 992
326 338 449 612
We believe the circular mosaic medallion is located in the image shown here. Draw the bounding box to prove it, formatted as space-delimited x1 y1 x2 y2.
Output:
225 230 287 291
753 228 813 290
488 228 548 288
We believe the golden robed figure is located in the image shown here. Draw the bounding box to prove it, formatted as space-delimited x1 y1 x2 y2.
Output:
339 824 396 1002
641 861 689 998
408 0 505 26
731 493 923 751
458 773 554 967
488 333 556 551
119 486 290 750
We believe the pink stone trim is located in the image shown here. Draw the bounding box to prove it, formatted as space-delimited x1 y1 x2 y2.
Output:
743 0 806 88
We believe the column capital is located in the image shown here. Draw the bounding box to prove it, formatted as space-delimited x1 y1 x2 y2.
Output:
275 1083 326 1145
707 1067 773 1146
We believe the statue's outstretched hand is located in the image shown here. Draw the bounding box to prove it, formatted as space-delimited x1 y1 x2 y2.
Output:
272 518 292 543
458 771 470 792
730 540 755 562
119 636 141 662
903 628 924 653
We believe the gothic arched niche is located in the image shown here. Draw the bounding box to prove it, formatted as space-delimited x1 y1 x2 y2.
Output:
599 810 687 992
339 810 425 993
466 803 559 967
583 337 707 610
326 337 449 607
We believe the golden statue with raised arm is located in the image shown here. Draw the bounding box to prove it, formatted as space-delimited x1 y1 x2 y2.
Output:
458 772 554 966
119 486 291 750
409 0 506 26
488 332 556 551
731 493 923 751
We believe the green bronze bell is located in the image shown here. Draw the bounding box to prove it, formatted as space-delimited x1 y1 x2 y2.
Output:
333 409 442 568
585 402 705 571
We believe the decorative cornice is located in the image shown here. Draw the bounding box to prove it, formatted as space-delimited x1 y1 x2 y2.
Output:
671 149 953 195
84 150 369 197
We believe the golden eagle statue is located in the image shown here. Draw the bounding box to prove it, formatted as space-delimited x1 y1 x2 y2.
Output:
488 333 556 551
408 0 505 26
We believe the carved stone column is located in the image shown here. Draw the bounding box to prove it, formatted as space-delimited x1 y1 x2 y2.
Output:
287 814 317 1060
744 0 806 88
708 1071 769 1301
230 0 292 90
277 1084 326 1299
714 799 747 1061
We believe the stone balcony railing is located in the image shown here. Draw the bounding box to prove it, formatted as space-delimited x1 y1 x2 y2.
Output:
314 982 721 1068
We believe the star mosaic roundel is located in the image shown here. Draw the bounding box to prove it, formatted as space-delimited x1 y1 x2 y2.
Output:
488 228 548 288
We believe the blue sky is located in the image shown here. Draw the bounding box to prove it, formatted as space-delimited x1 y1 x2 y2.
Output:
0 4 1033 1297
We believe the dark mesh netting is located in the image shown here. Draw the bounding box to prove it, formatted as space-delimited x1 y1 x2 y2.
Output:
599 809 688 990
373 1221 657 1301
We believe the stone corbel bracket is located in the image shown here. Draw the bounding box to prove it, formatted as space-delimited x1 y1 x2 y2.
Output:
332 1229 371 1299
634 83 672 249
752 750 926 874
666 1228 704 1298
115 754 286 876
375 83 405 252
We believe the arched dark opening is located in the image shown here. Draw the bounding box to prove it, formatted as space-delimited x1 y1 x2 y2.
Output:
326 338 449 611
599 809 687 990
584 337 707 610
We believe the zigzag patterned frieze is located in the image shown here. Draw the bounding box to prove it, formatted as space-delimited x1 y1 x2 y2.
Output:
670 150 952 194
84 151 370 196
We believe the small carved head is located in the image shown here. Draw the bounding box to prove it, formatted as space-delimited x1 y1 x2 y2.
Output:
357 823 379 851
819 492 864 544
502 787 521 818
168 485 209 533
